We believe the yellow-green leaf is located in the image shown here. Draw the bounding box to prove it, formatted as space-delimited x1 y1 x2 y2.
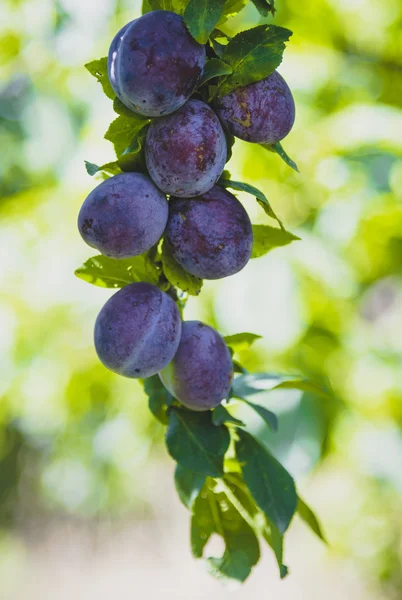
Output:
252 225 300 258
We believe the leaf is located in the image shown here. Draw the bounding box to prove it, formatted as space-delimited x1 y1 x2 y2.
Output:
262 141 299 172
85 57 115 100
263 523 288 579
191 482 260 582
104 114 150 157
235 429 297 535
74 254 160 289
237 399 278 431
250 0 275 16
117 126 149 174
215 25 292 98
184 0 226 44
252 225 300 259
199 58 233 87
84 160 122 177
144 375 173 425
113 97 136 117
175 465 206 509
142 0 152 13
232 372 331 400
224 332 262 352
161 240 203 296
218 0 248 26
218 178 284 228
212 405 245 427
224 473 288 578
147 0 189 12
297 496 327 543
166 408 230 477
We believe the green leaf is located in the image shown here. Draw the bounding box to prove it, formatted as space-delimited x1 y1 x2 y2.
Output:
191 486 215 558
117 126 149 174
85 57 115 100
232 372 331 400
263 523 288 579
235 429 297 535
144 375 173 425
166 408 230 477
224 473 288 578
215 25 292 98
161 240 203 296
262 141 299 172
191 482 260 582
147 0 189 12
104 114 150 157
84 160 122 177
252 225 300 259
218 0 248 25
184 0 226 44
142 0 152 13
74 254 160 289
224 332 262 352
199 58 233 87
237 399 278 431
175 465 206 509
297 496 327 543
218 178 284 228
212 405 245 427
113 97 136 117
250 0 275 16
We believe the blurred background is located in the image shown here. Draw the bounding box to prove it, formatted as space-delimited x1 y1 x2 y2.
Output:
1 0 402 597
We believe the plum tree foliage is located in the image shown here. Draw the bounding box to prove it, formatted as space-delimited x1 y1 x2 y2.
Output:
76 0 328 584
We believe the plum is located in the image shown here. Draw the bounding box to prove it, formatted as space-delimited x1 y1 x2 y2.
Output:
145 100 227 197
165 185 253 279
215 70 295 144
108 11 206 117
94 283 182 379
78 172 168 259
159 321 233 411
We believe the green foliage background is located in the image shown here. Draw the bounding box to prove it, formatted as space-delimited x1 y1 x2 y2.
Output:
0 0 401 595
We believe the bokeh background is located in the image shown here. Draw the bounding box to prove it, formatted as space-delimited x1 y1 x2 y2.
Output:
1 0 402 597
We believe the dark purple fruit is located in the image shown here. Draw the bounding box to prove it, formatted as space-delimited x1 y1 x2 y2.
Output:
78 172 168 259
94 283 182 379
159 321 233 411
108 11 206 117
165 185 253 279
145 99 227 197
215 71 295 144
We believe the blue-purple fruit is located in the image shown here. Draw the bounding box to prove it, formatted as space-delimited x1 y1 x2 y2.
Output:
165 185 253 279
159 321 233 411
94 283 182 379
215 71 295 144
145 99 227 197
78 172 168 259
108 11 206 117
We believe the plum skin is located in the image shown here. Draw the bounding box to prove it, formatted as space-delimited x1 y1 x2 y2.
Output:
159 321 233 411
145 99 227 198
108 11 206 117
165 185 253 279
94 283 182 379
78 172 168 259
215 70 295 144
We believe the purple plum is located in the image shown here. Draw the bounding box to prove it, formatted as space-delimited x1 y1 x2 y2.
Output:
94 283 182 379
159 321 233 411
108 11 206 117
215 70 295 144
145 100 227 197
165 185 253 279
78 172 168 259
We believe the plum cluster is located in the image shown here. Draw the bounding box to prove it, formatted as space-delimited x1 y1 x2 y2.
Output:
78 10 295 411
